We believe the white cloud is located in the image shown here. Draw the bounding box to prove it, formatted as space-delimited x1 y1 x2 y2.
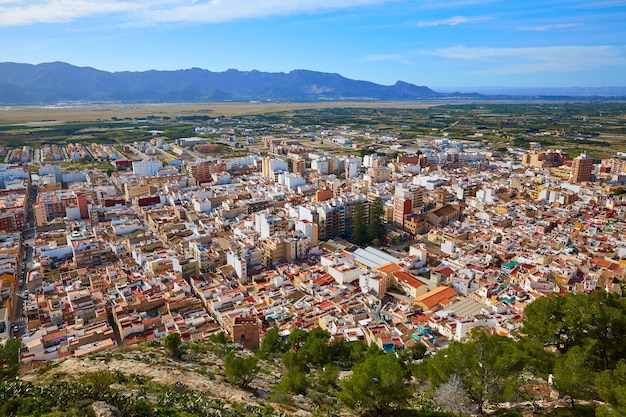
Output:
0 0 398 26
416 15 489 27
416 45 626 73
418 0 497 8
144 0 397 24
516 23 578 31
0 0 138 26
419 45 621 61
367 45 626 74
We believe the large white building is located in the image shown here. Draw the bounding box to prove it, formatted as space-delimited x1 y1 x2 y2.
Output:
39 164 63 183
0 164 30 187
61 171 87 184
132 159 162 177
262 158 289 178
278 173 306 189
311 157 330 175
363 154 383 168
225 155 258 171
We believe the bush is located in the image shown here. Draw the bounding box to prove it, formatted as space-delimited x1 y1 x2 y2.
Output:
163 333 183 359
224 354 259 389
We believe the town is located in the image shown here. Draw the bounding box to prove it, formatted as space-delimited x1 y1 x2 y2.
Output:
0 103 625 415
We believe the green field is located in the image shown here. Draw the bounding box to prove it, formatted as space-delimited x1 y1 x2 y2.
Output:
1 101 625 159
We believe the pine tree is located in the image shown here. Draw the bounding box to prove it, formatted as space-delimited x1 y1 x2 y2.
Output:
351 201 369 245
368 197 385 244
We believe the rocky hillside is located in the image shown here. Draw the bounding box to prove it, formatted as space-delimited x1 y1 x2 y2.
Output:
3 329 606 417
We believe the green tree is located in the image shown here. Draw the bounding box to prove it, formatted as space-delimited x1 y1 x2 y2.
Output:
257 327 283 359
269 383 292 404
303 338 331 369
520 294 575 354
368 197 385 244
272 367 308 399
520 291 626 371
516 338 556 380
551 346 596 409
318 363 340 389
78 370 117 393
307 326 331 341
224 353 259 389
163 332 183 359
209 331 229 345
209 331 232 357
596 359 626 417
348 340 370 365
424 331 526 415
401 343 427 362
574 291 626 370
0 338 21 381
328 339 369 367
351 201 369 245
301 327 331 368
284 368 308 395
328 338 349 363
281 350 309 373
286 328 308 351
338 353 411 416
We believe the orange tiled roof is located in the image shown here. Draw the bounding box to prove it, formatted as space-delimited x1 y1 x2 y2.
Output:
414 286 458 309
394 271 426 289
375 263 401 274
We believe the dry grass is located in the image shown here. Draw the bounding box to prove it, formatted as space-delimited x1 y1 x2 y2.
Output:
0 101 441 123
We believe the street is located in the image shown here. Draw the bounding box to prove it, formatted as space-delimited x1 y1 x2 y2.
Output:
11 183 37 338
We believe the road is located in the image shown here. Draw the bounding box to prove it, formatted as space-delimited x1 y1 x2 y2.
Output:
11 183 37 338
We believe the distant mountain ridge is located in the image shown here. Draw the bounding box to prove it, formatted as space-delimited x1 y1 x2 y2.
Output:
436 86 626 96
0 62 446 104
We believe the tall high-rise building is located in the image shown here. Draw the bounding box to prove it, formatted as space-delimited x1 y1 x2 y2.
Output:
292 158 305 175
393 197 413 227
262 157 288 179
571 153 594 183
393 185 425 228
188 159 225 183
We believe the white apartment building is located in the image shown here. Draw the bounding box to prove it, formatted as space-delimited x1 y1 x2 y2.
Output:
132 159 162 177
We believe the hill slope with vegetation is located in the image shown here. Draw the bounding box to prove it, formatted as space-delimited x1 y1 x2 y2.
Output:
2 291 626 417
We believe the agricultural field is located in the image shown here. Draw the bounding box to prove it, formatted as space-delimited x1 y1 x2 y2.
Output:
0 101 625 160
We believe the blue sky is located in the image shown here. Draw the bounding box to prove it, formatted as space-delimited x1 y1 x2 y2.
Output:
1 0 625 90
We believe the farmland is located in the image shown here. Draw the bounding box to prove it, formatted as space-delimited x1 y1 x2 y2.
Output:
0 101 625 159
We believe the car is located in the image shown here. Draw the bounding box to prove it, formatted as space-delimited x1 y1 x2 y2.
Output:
13 325 19 333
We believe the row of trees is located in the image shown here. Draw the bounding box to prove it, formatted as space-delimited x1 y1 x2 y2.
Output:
351 197 385 245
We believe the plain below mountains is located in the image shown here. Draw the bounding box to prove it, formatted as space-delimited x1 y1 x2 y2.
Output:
0 61 455 105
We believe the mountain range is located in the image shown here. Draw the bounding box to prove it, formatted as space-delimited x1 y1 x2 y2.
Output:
0 61 452 105
1 62 624 105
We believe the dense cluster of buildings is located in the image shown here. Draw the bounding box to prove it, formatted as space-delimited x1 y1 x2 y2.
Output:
1 134 626 365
